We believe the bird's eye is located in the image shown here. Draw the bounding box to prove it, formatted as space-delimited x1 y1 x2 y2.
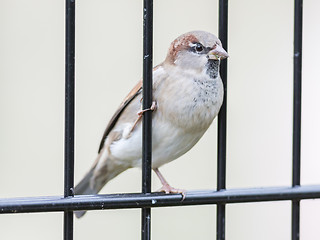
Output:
194 43 204 52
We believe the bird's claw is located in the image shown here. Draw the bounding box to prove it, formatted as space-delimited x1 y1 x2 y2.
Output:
157 184 186 201
128 101 158 137
137 101 157 116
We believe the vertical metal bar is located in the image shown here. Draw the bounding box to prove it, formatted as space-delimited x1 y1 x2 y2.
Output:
216 204 225 240
292 200 300 240
217 0 228 240
141 0 153 240
292 0 302 239
218 0 228 192
64 0 75 239
293 0 302 188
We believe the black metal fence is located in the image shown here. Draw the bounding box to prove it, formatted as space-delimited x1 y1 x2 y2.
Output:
1 0 320 240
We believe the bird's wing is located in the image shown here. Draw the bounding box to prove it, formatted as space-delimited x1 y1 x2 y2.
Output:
98 80 142 153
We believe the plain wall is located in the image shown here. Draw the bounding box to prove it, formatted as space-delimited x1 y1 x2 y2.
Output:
0 0 319 239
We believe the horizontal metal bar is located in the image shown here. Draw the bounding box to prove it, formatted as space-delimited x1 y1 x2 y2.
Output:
0 185 319 214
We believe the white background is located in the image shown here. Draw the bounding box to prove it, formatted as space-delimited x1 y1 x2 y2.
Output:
0 0 319 239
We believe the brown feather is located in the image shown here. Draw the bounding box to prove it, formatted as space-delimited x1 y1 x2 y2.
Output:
98 80 142 153
166 34 199 63
97 64 164 153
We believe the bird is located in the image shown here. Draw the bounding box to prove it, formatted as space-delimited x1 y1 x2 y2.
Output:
75 30 228 218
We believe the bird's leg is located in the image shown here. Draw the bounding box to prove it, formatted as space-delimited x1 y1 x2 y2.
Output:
153 168 186 200
129 101 157 135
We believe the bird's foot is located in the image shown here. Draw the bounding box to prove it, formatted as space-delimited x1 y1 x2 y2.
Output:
127 101 157 137
137 101 157 116
157 183 186 201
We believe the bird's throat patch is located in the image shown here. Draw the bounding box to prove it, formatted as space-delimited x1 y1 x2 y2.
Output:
206 59 219 79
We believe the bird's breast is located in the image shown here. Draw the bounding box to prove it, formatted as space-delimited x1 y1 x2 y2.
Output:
155 73 224 132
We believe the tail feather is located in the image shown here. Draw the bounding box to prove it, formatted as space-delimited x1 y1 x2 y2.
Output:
74 149 130 218
75 168 96 195
75 208 89 219
74 168 98 218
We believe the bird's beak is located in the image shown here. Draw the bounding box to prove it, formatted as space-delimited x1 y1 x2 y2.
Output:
208 45 229 60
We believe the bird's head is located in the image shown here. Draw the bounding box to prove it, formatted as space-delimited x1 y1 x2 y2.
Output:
165 31 229 77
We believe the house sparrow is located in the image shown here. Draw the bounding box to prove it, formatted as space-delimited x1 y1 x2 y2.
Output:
75 30 228 218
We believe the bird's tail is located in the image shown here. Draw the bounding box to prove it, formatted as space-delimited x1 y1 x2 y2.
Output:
74 167 96 195
74 166 99 218
74 149 129 218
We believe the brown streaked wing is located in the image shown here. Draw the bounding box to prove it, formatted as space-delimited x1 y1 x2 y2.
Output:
98 80 142 153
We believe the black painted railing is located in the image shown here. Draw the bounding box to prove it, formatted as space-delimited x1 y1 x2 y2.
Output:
0 1 316 240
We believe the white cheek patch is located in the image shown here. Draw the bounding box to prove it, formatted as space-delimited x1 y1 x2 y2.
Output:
174 51 208 71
